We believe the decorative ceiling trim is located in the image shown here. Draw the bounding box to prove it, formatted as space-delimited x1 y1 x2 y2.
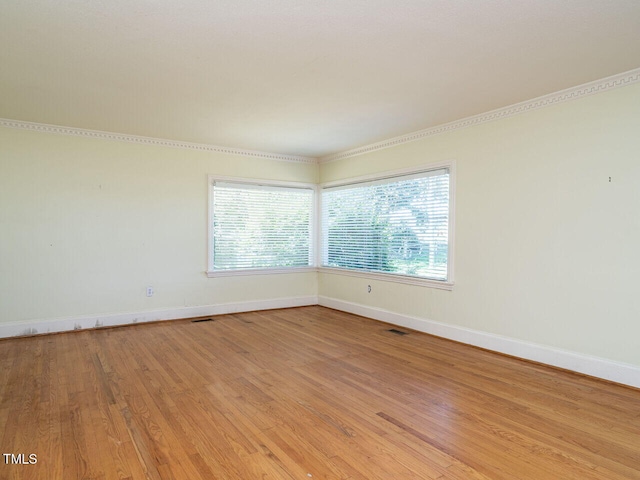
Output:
3 68 639 164
0 118 317 165
320 67 640 163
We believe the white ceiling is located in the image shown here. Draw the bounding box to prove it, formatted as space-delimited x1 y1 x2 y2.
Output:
1 0 640 159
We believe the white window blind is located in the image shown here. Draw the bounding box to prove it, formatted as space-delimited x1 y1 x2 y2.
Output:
321 168 450 281
212 181 313 271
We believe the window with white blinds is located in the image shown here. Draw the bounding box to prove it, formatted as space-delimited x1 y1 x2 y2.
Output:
210 181 314 272
321 168 451 281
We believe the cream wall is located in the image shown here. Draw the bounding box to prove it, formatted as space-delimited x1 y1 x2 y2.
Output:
0 127 318 328
319 82 640 368
1 81 638 382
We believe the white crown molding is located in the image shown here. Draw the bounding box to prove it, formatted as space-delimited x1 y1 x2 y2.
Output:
3 68 639 165
320 67 640 163
0 118 317 165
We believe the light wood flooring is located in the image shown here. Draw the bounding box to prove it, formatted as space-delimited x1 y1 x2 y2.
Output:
1 306 639 479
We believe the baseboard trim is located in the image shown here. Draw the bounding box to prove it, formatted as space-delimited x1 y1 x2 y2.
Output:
0 296 318 339
5 295 638 389
318 296 640 389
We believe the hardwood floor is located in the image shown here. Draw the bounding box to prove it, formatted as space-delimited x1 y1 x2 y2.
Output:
1 306 639 479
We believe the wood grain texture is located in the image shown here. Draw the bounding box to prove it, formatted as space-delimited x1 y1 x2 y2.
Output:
0 306 639 479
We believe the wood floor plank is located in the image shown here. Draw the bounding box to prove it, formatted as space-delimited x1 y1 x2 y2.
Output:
1 306 639 479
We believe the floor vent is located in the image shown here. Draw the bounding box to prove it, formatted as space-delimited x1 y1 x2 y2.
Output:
388 329 408 336
192 318 215 323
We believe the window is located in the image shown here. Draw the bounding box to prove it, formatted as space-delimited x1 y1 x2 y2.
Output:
208 178 315 275
321 164 453 286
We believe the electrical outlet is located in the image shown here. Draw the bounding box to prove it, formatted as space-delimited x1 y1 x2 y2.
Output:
146 286 154 297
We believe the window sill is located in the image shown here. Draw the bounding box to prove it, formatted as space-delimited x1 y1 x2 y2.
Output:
206 266 316 278
318 267 454 290
206 266 454 290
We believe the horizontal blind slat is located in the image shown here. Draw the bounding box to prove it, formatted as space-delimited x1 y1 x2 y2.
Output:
212 183 313 270
321 171 450 281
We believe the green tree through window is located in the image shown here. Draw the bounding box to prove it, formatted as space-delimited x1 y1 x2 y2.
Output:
321 169 450 281
212 182 313 271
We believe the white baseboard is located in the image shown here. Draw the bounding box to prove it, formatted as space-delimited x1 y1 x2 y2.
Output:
0 296 318 339
318 296 640 389
4 295 638 389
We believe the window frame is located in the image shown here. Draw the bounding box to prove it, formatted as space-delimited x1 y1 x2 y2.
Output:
206 175 318 277
318 161 455 290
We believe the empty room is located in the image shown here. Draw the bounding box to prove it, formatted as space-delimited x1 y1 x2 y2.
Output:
1 1 639 479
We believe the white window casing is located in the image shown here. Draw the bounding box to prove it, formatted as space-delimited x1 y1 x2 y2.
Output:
319 161 455 289
207 176 316 277
206 162 454 290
